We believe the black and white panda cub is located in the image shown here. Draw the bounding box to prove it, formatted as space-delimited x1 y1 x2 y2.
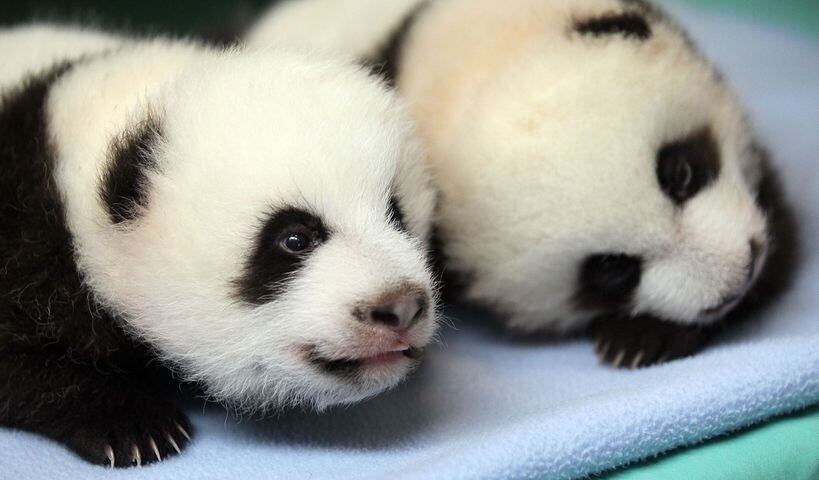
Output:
247 0 798 368
0 25 438 466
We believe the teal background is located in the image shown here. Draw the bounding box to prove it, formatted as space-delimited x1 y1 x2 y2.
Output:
676 0 819 36
1 1 818 37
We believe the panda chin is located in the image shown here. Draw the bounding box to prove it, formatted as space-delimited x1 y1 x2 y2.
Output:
701 295 744 320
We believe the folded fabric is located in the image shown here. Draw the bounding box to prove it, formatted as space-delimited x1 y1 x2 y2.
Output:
1 3 817 479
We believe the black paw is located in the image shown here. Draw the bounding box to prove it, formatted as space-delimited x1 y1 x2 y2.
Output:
590 315 712 369
61 399 193 468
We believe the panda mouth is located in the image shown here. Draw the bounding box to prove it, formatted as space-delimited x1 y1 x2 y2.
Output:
307 346 422 377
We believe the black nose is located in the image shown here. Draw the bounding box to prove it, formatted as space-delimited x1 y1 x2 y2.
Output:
364 291 428 331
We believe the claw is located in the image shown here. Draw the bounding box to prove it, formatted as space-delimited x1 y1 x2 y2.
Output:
598 341 611 360
149 436 161 462
593 336 603 353
132 445 142 467
176 422 191 442
612 349 626 368
630 350 644 369
166 433 181 455
104 445 115 468
657 352 669 364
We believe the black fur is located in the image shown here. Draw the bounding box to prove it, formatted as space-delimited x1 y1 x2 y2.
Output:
234 207 330 305
388 194 407 232
656 127 721 205
590 314 711 368
428 225 475 305
617 0 700 51
369 1 430 86
575 254 643 311
575 12 652 40
100 115 163 224
0 65 191 467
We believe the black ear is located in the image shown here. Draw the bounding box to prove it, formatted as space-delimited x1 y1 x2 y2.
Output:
574 12 652 40
100 114 163 224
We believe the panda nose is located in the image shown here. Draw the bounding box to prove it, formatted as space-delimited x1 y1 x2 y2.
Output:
364 290 428 331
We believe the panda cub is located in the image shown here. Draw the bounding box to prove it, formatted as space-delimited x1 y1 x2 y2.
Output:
247 0 798 367
0 25 438 466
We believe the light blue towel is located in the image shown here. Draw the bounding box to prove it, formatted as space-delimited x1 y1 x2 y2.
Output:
2 4 818 479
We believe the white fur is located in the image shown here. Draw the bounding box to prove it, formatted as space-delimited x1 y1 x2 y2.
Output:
245 0 424 60
0 24 122 92
2 25 437 410
247 0 770 333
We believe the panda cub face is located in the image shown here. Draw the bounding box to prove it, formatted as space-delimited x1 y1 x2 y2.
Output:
75 51 438 410
433 0 771 332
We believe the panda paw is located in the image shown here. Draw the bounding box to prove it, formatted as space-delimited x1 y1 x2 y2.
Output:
62 398 193 468
590 314 711 369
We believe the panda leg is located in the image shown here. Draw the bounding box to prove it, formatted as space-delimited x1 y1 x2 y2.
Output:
590 315 713 369
0 348 192 467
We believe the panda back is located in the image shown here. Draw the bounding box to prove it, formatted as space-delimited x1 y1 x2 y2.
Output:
0 25 122 94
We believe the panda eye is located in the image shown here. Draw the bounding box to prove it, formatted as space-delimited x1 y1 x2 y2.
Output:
235 207 329 305
279 231 313 254
656 127 721 205
664 155 693 197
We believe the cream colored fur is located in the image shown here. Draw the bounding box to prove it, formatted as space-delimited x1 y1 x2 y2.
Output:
247 0 770 333
3 25 437 410
246 0 425 59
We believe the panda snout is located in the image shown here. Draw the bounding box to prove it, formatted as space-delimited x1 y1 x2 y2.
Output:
357 287 429 332
701 238 769 317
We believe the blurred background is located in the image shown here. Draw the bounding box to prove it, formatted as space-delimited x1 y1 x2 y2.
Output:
1 0 818 38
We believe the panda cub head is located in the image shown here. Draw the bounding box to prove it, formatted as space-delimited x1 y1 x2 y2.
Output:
65 49 438 410
421 0 792 335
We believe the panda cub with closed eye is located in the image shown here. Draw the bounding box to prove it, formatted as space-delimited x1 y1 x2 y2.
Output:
0 25 437 467
247 0 798 367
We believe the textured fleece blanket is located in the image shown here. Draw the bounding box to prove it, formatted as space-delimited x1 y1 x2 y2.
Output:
1 3 818 479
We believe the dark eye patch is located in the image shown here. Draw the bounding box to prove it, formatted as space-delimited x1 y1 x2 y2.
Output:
234 208 329 305
656 127 721 205
388 194 407 232
100 115 163 224
576 254 643 311
574 12 652 40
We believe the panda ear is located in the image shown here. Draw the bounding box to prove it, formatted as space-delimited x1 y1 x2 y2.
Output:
574 12 652 40
100 112 164 225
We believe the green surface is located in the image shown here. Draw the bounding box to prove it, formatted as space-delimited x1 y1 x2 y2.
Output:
673 0 819 37
604 406 819 480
